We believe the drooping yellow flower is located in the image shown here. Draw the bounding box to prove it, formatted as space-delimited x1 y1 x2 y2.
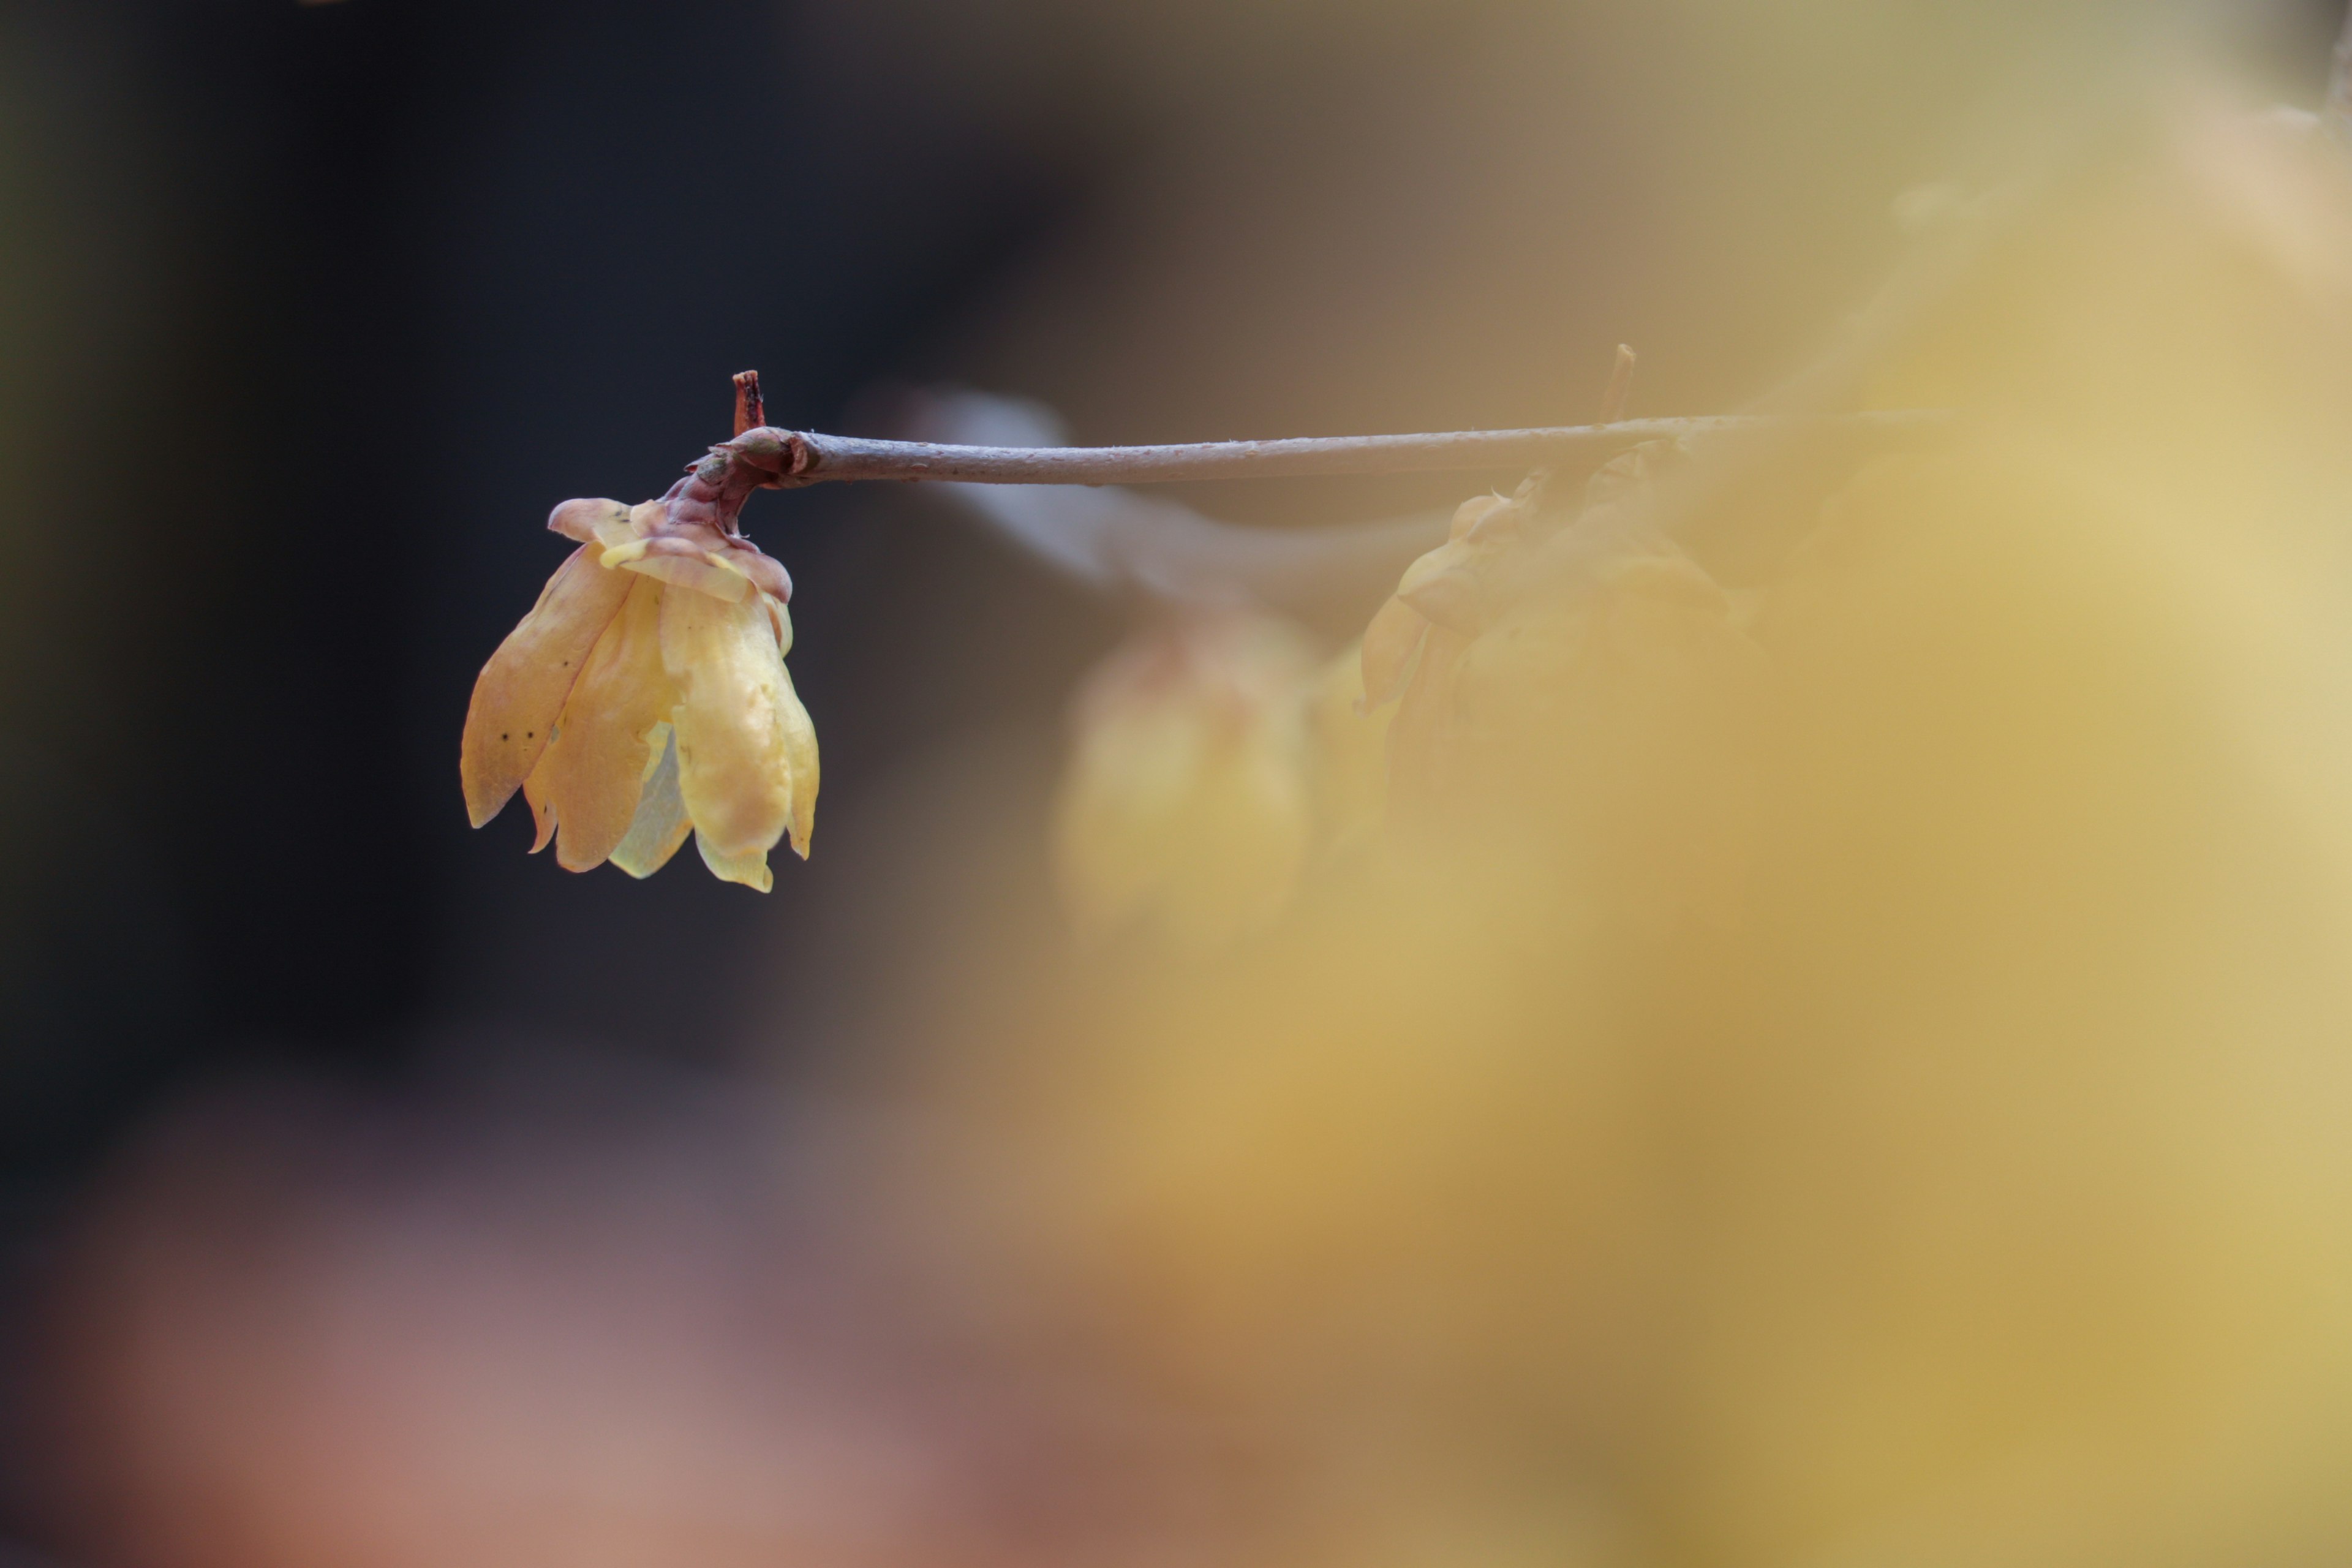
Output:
460 483 816 892
1052 611 1321 946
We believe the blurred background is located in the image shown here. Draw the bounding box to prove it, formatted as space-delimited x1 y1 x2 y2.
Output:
2 1 2351 1564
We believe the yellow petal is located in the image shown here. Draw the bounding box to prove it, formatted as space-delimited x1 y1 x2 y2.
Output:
1384 624 1472 820
1396 564 1487 634
660 582 805 870
609 724 692 878
609 541 752 602
1158 729 1312 946
459 543 636 829
1312 641 1390 857
529 575 677 872
591 509 638 551
775 660 819 859
759 591 793 657
1054 701 1203 933
1395 538 1476 598
546 498 631 545
1359 595 1431 710
1447 492 1510 541
694 829 774 892
1052 691 1312 945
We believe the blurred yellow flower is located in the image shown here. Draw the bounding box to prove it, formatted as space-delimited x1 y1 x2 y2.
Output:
459 493 816 892
1362 447 1766 925
1306 637 1392 864
1357 490 1517 715
1052 611 1321 945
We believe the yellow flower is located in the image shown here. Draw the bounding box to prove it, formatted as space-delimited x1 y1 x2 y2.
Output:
1052 611 1321 946
459 484 816 892
1357 491 1517 713
1359 445 1766 924
1306 638 1392 864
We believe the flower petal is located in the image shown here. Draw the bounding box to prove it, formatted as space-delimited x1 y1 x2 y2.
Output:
1396 563 1488 634
775 660 819 859
1359 596 1431 710
1395 538 1476 598
546 498 631 546
1447 492 1510 541
760 592 793 657
717 540 793 603
605 538 754 602
660 581 809 872
694 829 774 893
529 574 677 872
521 748 558 853
609 724 692 879
460 543 635 828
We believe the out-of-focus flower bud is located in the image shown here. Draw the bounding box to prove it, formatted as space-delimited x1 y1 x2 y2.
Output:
1365 445 1766 927
1359 492 1516 710
1053 611 1321 945
461 483 816 891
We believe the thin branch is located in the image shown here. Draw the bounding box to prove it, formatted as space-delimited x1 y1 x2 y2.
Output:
736 410 1950 489
895 389 1447 614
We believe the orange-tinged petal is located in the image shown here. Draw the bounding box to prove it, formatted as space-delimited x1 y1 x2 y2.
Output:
459 543 635 829
609 725 692 879
660 582 806 870
529 575 677 872
522 748 557 853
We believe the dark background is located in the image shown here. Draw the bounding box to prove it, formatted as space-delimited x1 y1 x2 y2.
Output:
0 9 1128 1537
0 0 2345 1551
0 0 1119 1183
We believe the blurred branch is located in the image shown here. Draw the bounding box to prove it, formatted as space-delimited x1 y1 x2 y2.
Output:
741 409 1948 489
885 390 1449 614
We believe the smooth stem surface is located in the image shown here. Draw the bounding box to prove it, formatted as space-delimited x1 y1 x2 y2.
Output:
744 410 1951 489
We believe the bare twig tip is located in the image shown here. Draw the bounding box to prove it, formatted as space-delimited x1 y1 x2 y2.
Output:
732 371 766 438
1600 345 1638 423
